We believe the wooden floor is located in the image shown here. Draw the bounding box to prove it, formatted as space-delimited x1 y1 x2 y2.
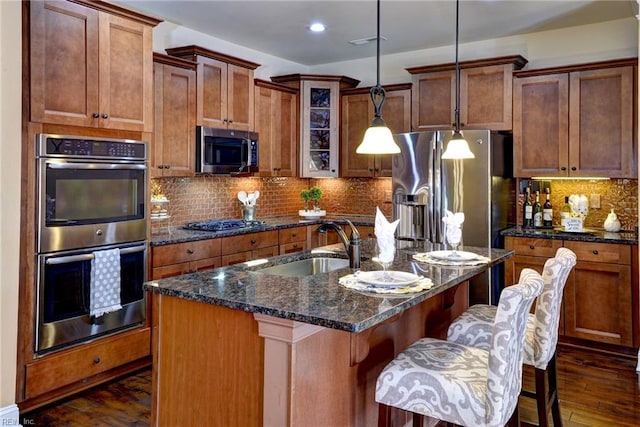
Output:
20 345 640 426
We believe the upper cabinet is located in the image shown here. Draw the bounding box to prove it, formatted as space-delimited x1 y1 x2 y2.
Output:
30 0 160 132
152 53 197 178
340 84 411 178
513 59 637 178
254 79 298 177
407 55 528 131
166 45 260 131
271 74 359 178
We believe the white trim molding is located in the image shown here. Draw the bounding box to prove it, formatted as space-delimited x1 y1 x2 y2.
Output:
0 404 21 427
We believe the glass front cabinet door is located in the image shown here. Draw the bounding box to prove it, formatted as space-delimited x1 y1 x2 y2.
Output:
300 80 339 177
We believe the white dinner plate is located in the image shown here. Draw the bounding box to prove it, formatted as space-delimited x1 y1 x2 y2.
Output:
426 250 479 261
356 271 422 287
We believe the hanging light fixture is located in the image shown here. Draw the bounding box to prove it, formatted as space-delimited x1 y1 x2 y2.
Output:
441 0 475 160
356 0 401 154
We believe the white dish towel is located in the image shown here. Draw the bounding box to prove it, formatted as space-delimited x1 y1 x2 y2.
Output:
90 248 122 317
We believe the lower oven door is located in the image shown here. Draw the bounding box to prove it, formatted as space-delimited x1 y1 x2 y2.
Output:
36 241 147 354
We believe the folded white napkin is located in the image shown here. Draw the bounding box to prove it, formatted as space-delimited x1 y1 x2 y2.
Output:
90 248 122 317
442 210 464 245
375 207 400 263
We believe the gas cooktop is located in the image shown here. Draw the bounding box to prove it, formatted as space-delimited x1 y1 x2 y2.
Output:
183 218 267 232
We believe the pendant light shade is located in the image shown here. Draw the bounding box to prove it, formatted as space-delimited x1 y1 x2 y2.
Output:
356 0 401 155
442 0 474 160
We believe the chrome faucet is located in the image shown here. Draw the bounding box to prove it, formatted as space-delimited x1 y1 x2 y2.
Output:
318 220 361 269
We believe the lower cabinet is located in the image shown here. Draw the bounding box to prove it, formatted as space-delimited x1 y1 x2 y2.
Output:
309 224 375 248
151 239 222 279
24 327 150 401
504 236 635 348
279 226 308 255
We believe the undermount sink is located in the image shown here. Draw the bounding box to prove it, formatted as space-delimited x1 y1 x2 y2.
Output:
256 257 350 277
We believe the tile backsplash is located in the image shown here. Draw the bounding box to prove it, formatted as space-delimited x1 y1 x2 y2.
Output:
151 176 393 228
517 178 638 231
153 176 638 232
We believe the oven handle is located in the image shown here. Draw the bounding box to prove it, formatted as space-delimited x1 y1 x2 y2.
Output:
45 245 146 265
47 162 147 170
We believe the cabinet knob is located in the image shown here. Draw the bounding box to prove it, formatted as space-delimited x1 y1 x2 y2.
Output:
93 112 100 118
223 118 228 123
187 249 194 254
592 250 599 255
293 244 298 248
368 168 374 172
571 166 577 171
529 245 535 250
102 113 109 119
374 168 379 172
96 229 103 236
331 169 336 173
93 357 101 364
561 166 567 171
165 165 170 169
251 239 257 245
228 119 233 123
292 233 297 237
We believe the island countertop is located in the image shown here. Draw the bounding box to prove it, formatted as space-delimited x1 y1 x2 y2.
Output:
144 239 513 333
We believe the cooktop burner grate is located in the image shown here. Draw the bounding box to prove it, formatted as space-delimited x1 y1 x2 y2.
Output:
183 219 267 232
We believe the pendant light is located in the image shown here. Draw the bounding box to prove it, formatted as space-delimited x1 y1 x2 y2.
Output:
356 0 401 154
441 0 475 160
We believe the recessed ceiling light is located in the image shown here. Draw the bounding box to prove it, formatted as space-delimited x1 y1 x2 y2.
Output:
309 22 326 32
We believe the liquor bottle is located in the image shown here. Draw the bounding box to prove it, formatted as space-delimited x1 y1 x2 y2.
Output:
522 187 533 228
533 190 543 228
560 196 572 229
543 188 553 227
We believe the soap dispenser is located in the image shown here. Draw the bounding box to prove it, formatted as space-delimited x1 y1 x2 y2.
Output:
604 209 621 232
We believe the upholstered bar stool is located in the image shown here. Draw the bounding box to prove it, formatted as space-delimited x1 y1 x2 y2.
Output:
376 268 544 427
447 247 577 427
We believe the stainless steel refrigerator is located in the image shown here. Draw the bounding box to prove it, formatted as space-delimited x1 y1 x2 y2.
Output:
392 130 516 304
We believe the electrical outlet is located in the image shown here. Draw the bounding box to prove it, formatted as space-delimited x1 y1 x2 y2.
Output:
590 194 601 209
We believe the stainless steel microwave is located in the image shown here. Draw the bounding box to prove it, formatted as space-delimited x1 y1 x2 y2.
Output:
196 126 259 175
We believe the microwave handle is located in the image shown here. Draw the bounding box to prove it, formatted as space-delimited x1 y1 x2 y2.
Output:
244 139 252 167
45 245 146 265
47 163 147 171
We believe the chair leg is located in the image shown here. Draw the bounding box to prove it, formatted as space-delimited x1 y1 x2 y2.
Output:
412 412 424 427
534 367 549 427
506 402 520 427
547 353 563 427
378 403 391 427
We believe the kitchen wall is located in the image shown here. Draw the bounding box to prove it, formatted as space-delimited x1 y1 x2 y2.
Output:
516 179 638 230
0 0 21 422
151 176 392 228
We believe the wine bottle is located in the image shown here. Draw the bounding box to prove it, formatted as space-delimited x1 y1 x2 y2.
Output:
533 190 543 228
523 187 533 228
543 188 553 227
560 196 572 229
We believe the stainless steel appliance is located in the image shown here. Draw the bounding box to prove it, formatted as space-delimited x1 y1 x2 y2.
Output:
35 134 148 354
392 130 515 303
196 126 259 175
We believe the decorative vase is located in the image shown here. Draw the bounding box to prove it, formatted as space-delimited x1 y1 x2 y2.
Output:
604 209 621 232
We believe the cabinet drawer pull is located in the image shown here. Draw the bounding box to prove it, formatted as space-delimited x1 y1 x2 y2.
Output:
293 244 298 248
560 166 567 171
529 245 535 250
102 113 109 119
93 357 101 364
592 250 599 255
292 233 297 237
187 249 194 254
571 166 577 171
92 112 100 118
251 239 257 245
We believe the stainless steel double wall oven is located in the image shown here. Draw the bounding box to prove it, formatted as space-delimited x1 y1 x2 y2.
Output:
35 134 148 354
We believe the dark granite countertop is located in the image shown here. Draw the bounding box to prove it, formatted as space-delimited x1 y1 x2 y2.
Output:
502 226 638 245
144 239 513 333
150 214 376 246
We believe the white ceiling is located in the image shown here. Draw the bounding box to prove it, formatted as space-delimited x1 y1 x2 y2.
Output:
115 0 638 66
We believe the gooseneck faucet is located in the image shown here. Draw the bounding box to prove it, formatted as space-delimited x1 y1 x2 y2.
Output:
318 219 361 269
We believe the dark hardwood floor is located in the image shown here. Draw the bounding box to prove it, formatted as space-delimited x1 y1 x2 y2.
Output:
21 345 640 426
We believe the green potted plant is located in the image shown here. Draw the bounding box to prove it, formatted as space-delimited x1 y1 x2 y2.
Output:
300 189 311 211
308 186 323 211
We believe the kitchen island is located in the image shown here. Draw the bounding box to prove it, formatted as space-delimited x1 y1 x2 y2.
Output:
145 239 513 426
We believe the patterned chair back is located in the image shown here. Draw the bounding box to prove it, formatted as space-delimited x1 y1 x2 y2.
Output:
486 268 543 426
531 247 577 369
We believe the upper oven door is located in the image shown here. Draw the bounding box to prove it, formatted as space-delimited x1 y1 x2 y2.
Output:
37 159 147 253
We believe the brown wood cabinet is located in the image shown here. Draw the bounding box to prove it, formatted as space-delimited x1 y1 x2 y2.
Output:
310 224 375 248
152 239 222 279
254 80 298 177
278 226 308 255
340 84 411 177
29 0 159 132
504 236 635 349
220 230 279 266
513 59 636 178
152 54 197 178
166 45 260 131
407 55 527 131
